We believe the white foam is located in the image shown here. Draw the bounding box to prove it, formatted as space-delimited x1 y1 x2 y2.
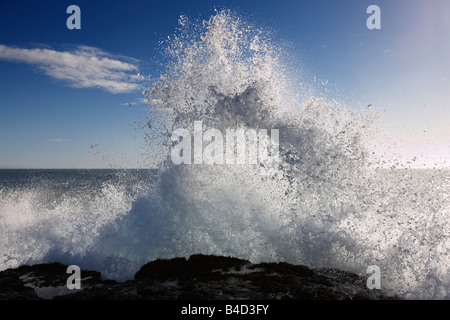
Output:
1 10 450 300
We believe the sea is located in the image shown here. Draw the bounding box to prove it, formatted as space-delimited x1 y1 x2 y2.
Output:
1 10 450 300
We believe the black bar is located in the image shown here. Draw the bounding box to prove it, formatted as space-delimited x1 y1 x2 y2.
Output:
2 299 448 319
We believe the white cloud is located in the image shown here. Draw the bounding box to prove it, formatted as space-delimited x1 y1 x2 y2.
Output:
0 44 141 93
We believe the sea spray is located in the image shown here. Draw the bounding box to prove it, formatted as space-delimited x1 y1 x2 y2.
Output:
0 10 449 300
140 10 450 299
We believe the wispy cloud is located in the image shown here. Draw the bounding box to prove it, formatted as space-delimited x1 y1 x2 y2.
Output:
119 98 149 107
381 49 397 57
47 139 70 142
120 102 136 107
0 44 141 93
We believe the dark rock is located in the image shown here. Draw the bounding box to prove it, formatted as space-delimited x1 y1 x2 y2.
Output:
0 254 398 300
0 274 39 300
134 254 249 281
187 254 249 273
135 257 188 280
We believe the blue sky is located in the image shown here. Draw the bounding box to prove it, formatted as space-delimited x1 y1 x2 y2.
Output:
0 0 449 168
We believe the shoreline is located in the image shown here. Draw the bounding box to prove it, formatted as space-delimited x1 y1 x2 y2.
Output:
0 254 396 300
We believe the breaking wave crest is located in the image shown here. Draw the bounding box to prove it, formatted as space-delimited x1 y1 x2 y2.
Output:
1 10 450 299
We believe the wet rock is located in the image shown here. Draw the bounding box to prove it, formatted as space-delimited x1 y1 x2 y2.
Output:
0 274 39 300
134 254 249 281
0 255 397 300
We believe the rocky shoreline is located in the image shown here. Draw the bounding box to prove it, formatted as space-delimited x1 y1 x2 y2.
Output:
0 254 397 300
